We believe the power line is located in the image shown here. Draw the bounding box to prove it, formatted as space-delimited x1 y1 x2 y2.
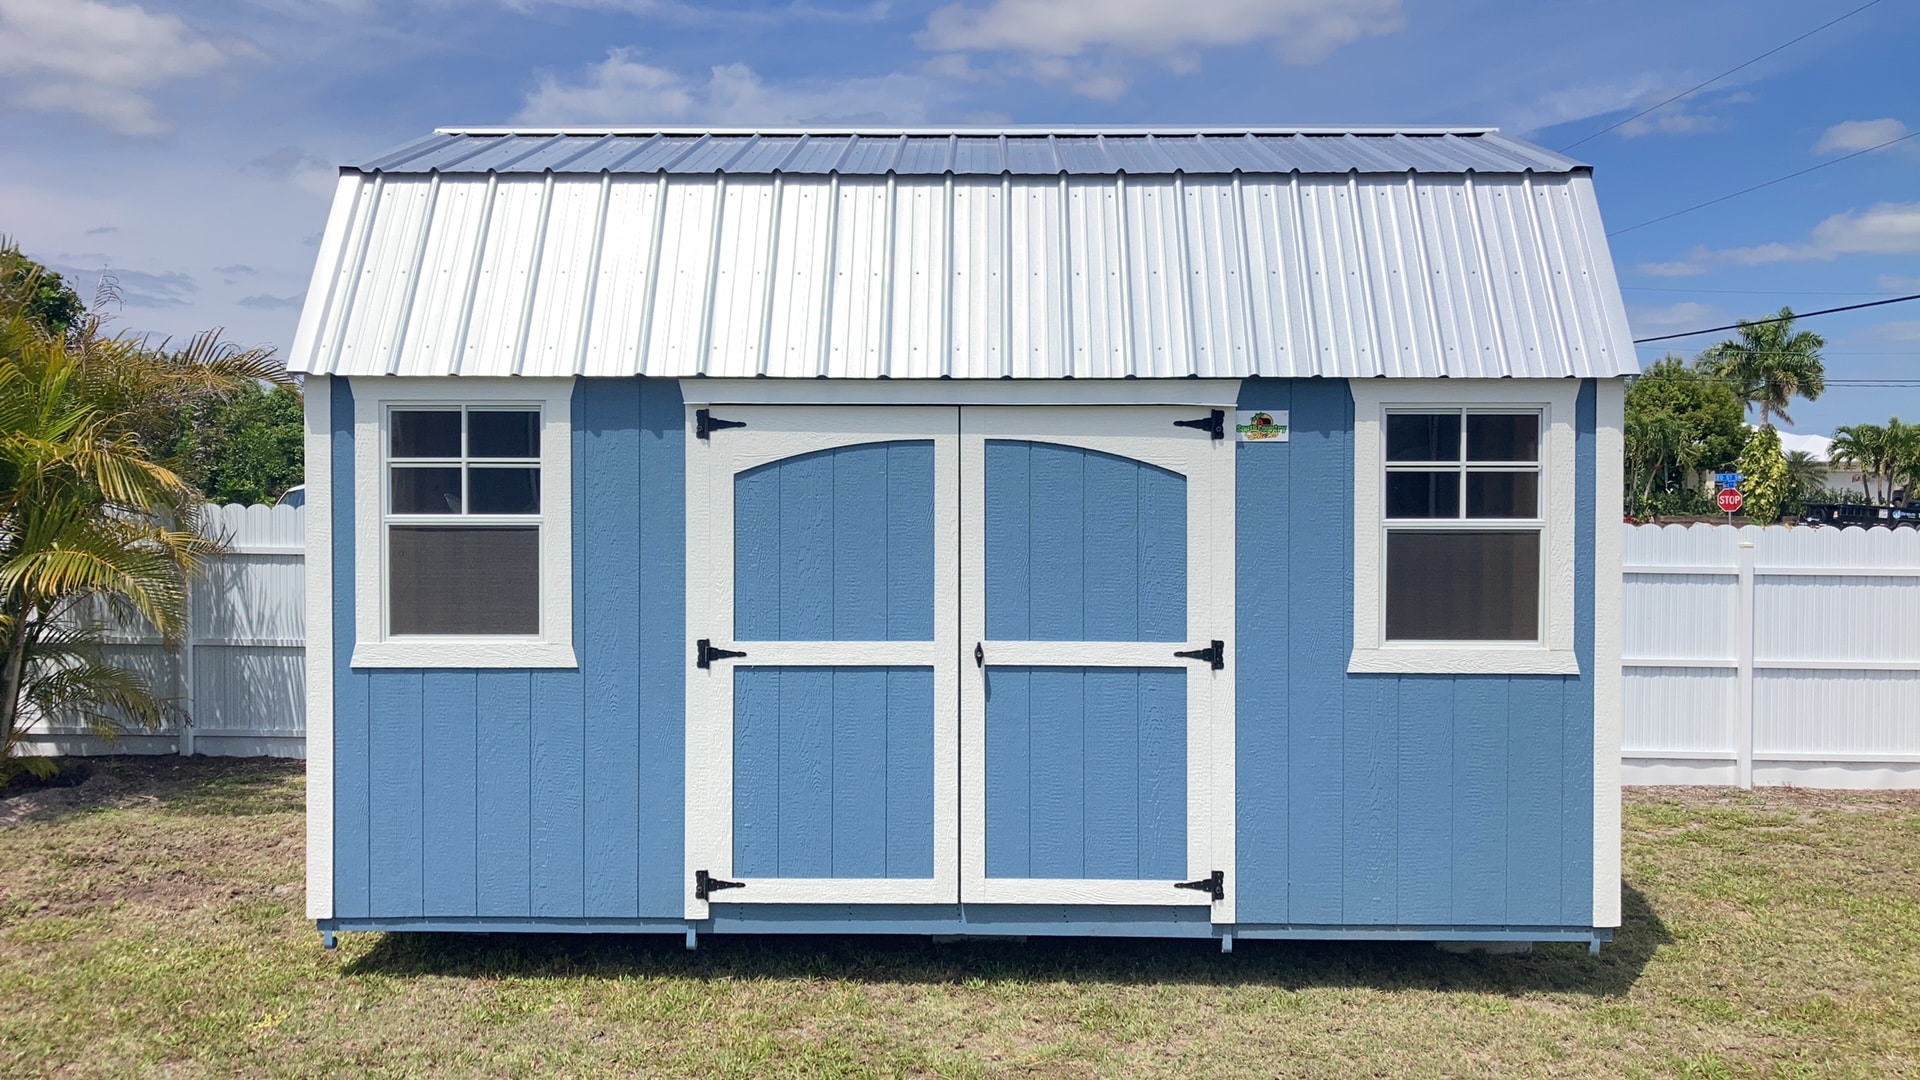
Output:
1622 287 1909 296
1557 0 1887 152
1632 293 1920 343
1607 130 1919 237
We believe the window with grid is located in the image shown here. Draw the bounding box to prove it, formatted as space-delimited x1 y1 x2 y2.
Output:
1382 410 1542 642
384 406 543 636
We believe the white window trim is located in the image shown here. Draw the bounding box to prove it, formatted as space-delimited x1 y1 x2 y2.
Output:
349 377 576 669
1350 379 1579 675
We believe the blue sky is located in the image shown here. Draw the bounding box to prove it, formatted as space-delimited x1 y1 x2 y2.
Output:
1 0 1915 435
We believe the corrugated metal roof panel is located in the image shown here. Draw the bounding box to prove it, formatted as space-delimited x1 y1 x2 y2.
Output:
287 168 1637 380
348 127 1587 177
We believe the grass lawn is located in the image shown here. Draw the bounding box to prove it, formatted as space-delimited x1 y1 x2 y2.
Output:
1 759 1916 1078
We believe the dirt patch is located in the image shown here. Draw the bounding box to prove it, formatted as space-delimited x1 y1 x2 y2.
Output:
0 771 127 828
1627 785 1920 813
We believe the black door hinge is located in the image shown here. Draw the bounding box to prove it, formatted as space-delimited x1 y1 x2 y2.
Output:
695 870 745 900
696 639 748 668
1175 871 1225 901
696 408 746 440
1173 409 1225 440
1174 640 1225 670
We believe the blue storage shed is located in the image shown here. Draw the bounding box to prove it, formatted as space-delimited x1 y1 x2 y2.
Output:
291 127 1632 951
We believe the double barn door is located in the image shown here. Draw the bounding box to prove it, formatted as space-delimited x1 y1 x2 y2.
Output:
685 405 1234 920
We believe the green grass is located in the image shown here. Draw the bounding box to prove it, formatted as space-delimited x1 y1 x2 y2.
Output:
2 759 1916 1078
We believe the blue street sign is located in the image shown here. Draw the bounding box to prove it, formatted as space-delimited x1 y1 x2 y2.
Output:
1714 472 1743 486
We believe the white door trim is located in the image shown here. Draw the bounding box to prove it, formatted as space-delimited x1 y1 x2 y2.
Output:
957 406 1237 922
684 405 961 916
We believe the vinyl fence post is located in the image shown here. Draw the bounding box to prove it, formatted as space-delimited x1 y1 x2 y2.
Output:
1735 539 1756 790
179 564 196 758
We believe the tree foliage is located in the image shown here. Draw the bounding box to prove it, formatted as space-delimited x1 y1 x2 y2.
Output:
1829 418 1920 505
0 247 290 777
167 382 305 505
1703 307 1826 428
0 242 84 336
1624 356 1748 516
1735 425 1791 526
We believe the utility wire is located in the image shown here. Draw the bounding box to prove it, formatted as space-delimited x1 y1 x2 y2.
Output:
1623 287 1909 296
1608 130 1920 237
1558 0 1887 152
1632 293 1920 343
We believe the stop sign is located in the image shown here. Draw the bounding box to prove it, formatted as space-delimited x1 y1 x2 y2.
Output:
1716 487 1744 513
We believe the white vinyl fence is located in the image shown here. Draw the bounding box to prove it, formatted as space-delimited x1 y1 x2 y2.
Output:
20 504 307 759
1624 523 1920 790
21 509 1920 788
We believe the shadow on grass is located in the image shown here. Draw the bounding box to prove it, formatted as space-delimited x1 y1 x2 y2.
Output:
343 885 1670 997
0 755 303 823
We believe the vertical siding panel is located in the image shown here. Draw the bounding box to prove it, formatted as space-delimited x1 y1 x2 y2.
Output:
732 668 780 877
885 667 935 878
1082 453 1141 641
885 442 935 641
1342 674 1396 924
983 441 1031 639
1288 379 1349 922
1082 668 1140 877
778 668 833 875
984 666 1031 877
1395 674 1454 923
330 380 368 919
1028 446 1085 640
360 683 423 917
1565 379 1598 924
733 462 781 641
475 670 532 915
1451 677 1508 921
830 668 889 877
636 378 686 915
1136 668 1188 879
1028 668 1086 877
779 453 833 640
1234 379 1289 922
1506 676 1564 924
1138 462 1186 642
832 446 889 640
582 378 640 916
530 668 585 915
422 670 478 915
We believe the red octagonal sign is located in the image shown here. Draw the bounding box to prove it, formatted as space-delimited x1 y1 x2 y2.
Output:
1716 487 1744 513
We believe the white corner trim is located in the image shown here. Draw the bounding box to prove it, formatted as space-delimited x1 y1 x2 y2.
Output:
304 376 335 920
348 377 575 670
1349 378 1580 676
679 378 1246 408
1593 377 1625 928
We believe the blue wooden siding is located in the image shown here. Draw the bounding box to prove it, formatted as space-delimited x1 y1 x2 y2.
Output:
734 667 935 878
734 441 935 642
332 377 686 920
984 667 1187 879
1233 378 1596 928
984 440 1185 642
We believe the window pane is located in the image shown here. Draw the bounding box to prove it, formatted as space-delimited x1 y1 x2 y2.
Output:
469 410 539 459
389 526 539 635
1386 413 1460 462
468 467 540 514
1385 471 1460 519
390 467 462 514
1466 413 1539 462
391 410 461 459
1466 471 1539 518
1386 530 1540 641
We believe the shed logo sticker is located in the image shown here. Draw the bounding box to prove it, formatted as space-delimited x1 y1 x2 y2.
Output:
1235 410 1289 442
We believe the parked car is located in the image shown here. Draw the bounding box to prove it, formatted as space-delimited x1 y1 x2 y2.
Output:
275 485 305 509
1799 502 1920 529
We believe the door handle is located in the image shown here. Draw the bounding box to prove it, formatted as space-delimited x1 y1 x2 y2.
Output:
975 641 984 668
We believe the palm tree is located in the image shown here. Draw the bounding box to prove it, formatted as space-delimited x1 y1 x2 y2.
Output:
1890 418 1920 505
1782 449 1826 509
1705 308 1827 427
0 255 286 777
1829 423 1890 502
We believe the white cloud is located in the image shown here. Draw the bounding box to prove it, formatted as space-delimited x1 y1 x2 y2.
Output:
515 50 939 125
1635 253 1710 278
1627 301 1721 338
1878 275 1920 291
916 0 1402 97
1814 118 1908 155
1722 202 1920 265
1617 103 1719 138
0 0 256 134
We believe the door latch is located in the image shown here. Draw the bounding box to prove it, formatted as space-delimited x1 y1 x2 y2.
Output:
975 642 984 668
1175 871 1225 901
696 639 748 668
695 870 745 900
1173 409 1225 440
1174 640 1225 670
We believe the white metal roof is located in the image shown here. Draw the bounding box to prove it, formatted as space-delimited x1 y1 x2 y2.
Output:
289 134 1637 380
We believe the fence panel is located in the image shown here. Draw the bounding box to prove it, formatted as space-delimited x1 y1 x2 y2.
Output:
1623 523 1920 790
19 503 308 759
